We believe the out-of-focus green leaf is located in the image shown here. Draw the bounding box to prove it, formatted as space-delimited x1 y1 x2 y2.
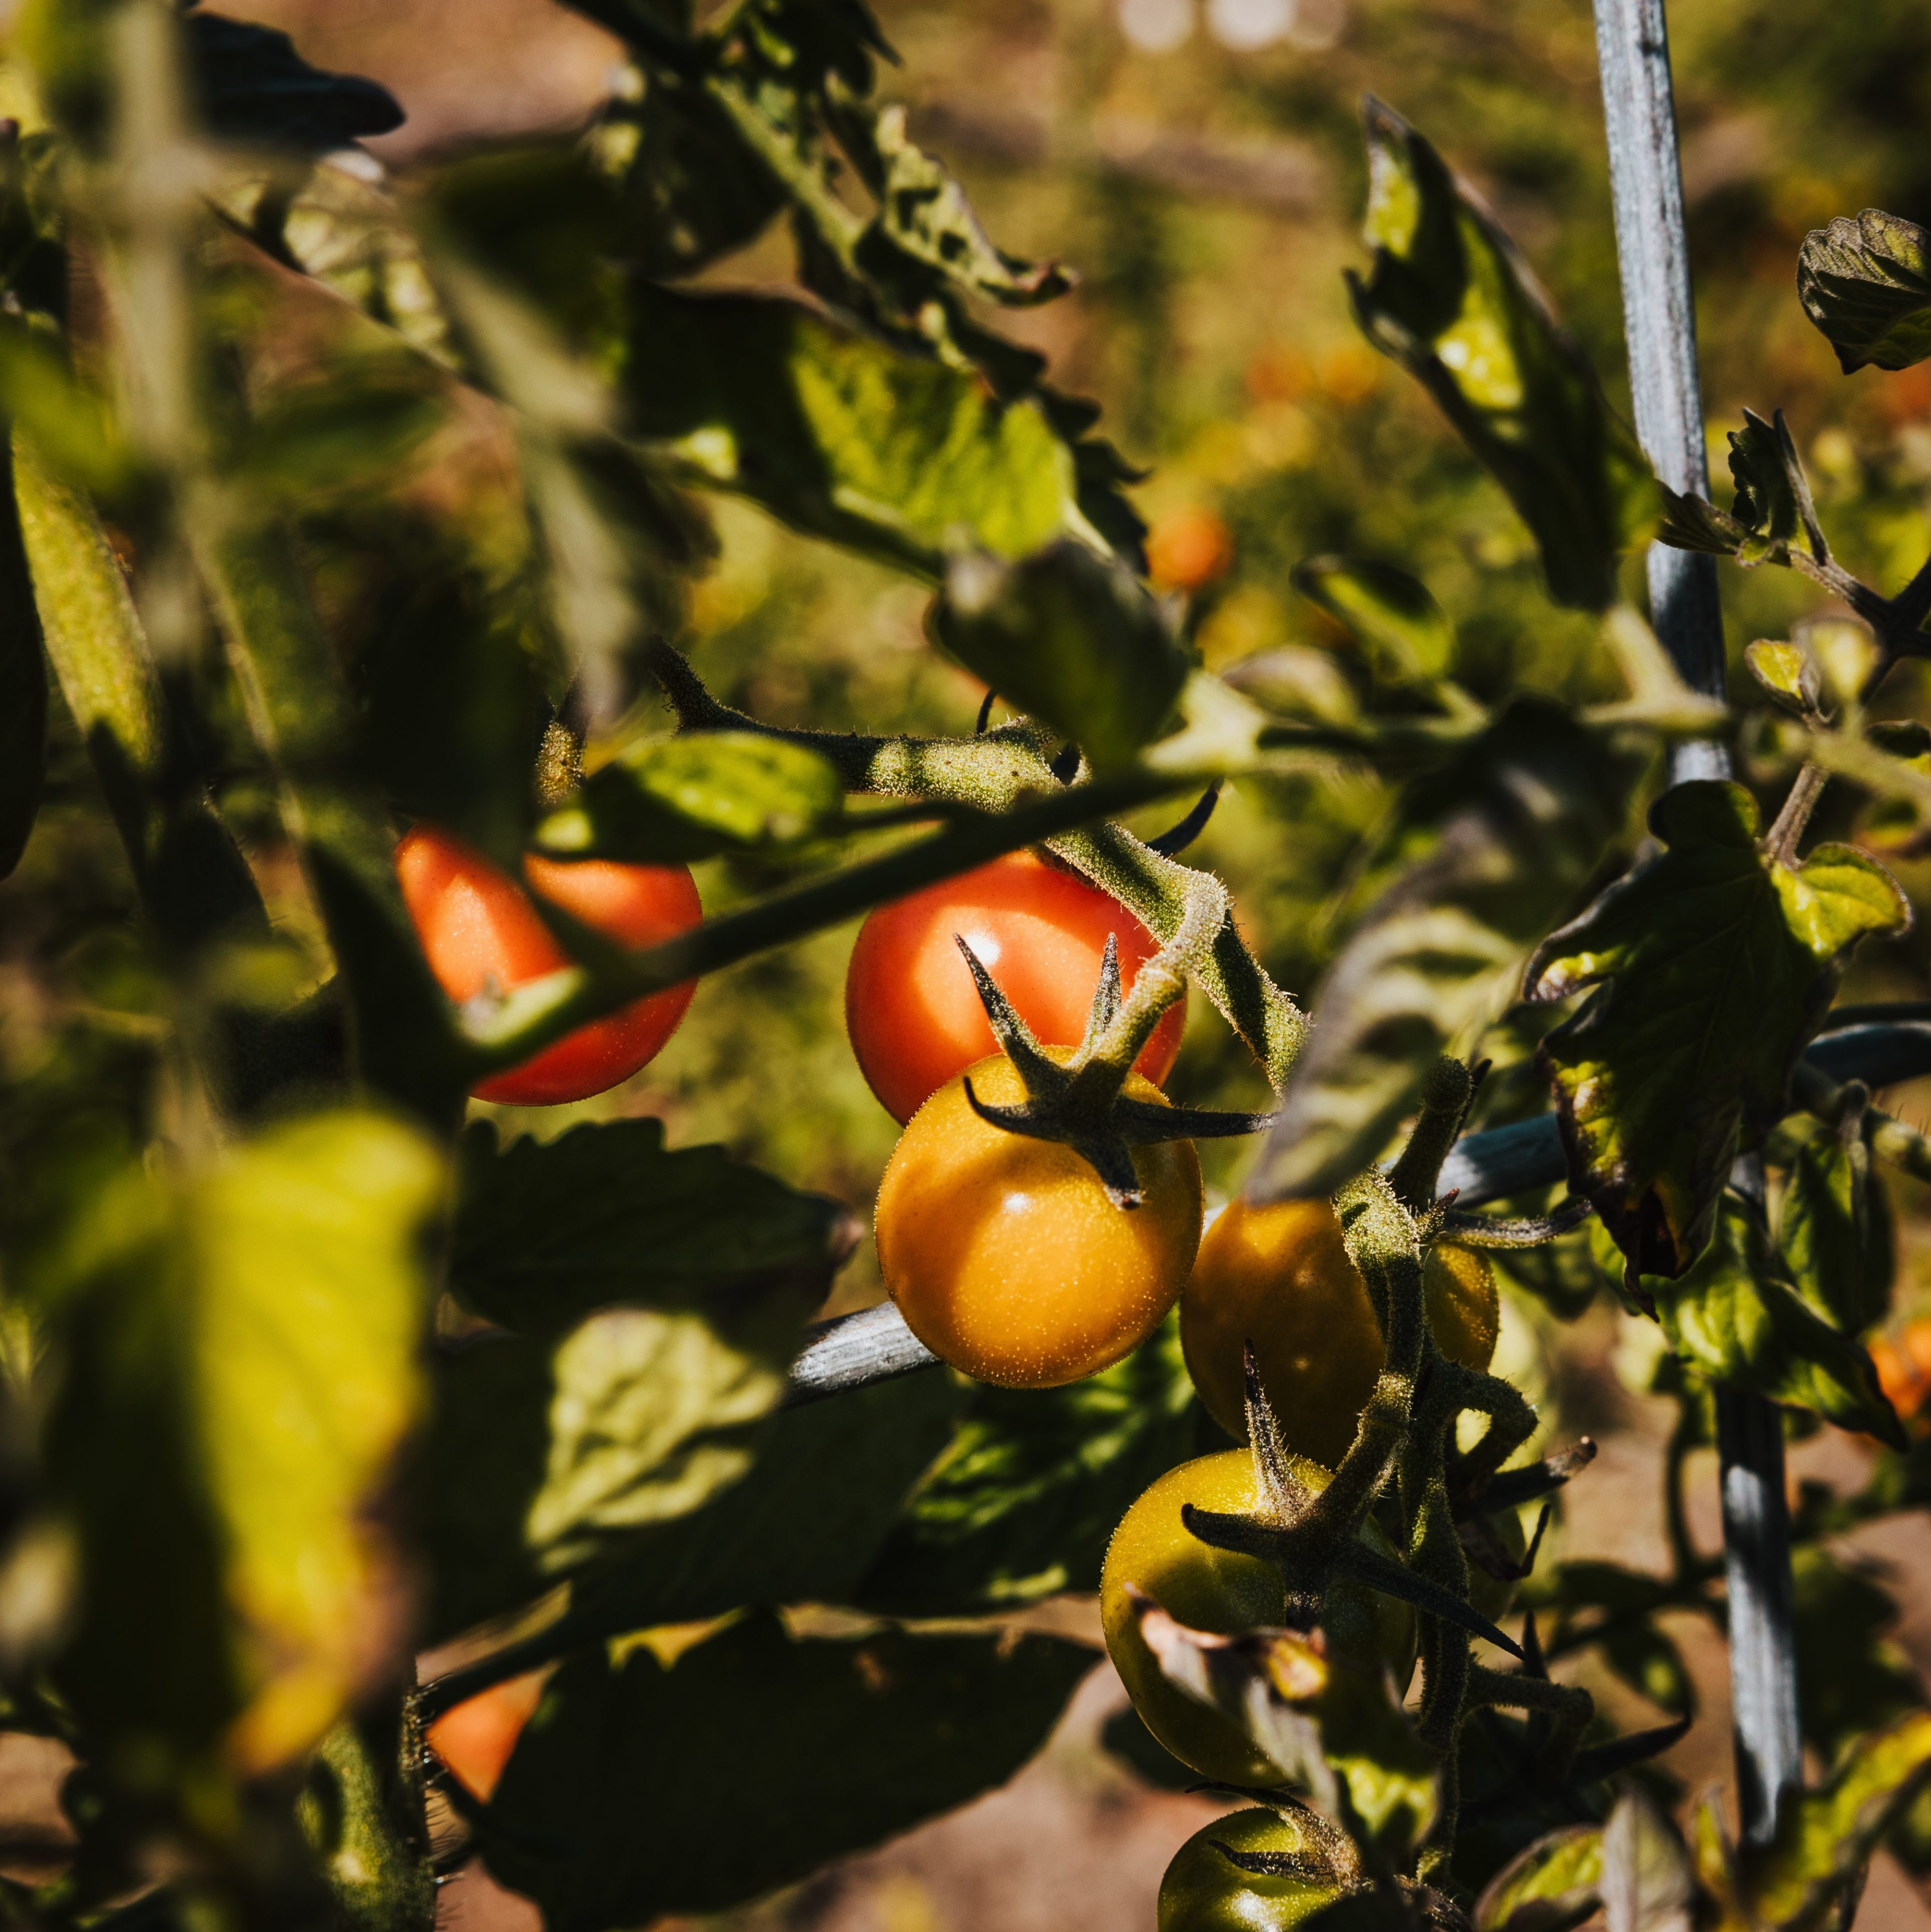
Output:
934 541 1188 770
0 439 46 879
1133 1599 1437 1859
1597 1621 1695 1718
1292 555 1454 685
0 318 130 500
626 283 1093 576
1490 1232 1606 1323
241 366 444 501
1791 1546 1921 1770
1745 1710 1931 1928
1778 1109 1893 1336
1529 782 1908 1281
184 7 402 151
536 730 846 864
1473 1823 1602 1932
1646 1194 1901 1444
856 1313 1199 1615
479 1613 1093 1927
1746 641 1821 719
450 1119 853 1339
44 1110 442 1790
1798 209 1931 375
1346 99 1657 611
1250 701 1634 1202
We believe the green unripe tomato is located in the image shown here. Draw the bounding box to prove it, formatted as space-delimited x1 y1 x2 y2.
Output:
1101 1449 1418 1788
1158 1808 1347 1931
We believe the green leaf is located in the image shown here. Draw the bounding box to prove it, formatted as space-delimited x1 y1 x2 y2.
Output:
535 730 846 864
626 282 1095 577
934 541 1189 770
1792 1546 1921 1770
0 439 46 879
1474 1823 1603 1932
44 1110 443 1788
1528 782 1908 1280
1798 209 1931 375
1133 1600 1438 1858
1597 1620 1696 1718
1707 408 1826 568
449 1118 854 1339
1745 640 1822 720
478 1613 1093 1927
1646 1193 1901 1444
1747 1710 1931 1929
1346 100 1657 611
1250 701 1636 1201
856 1312 1200 1615
1778 1110 1893 1335
1291 555 1454 685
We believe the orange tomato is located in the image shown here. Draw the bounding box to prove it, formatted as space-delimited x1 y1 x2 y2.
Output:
845 851 1185 1125
425 1669 549 1803
1146 507 1236 594
397 824 701 1106
875 1051 1202 1387
1872 1316 1931 1432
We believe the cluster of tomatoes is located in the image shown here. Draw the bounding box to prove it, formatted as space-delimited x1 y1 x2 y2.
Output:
401 826 1499 1927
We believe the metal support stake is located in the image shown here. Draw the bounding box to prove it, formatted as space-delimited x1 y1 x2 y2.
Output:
1592 0 1802 1846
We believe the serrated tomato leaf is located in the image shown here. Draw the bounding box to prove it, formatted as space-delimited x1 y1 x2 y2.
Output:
1346 100 1657 611
1528 782 1908 1280
1798 209 1931 375
1646 1194 1901 1445
478 1613 1093 1929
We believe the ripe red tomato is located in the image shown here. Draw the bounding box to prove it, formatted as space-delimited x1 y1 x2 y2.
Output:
425 1669 549 1802
397 824 702 1107
845 851 1186 1124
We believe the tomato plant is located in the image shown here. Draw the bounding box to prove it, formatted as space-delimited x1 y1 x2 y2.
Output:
397 824 701 1105
1 1 1929 1928
845 850 1186 1123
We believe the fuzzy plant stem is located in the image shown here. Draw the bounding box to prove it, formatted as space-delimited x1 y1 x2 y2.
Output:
1595 0 1801 1846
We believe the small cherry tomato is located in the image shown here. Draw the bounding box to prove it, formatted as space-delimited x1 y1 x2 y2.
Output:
874 1051 1202 1387
1181 1200 1498 1466
397 823 701 1107
845 850 1186 1125
425 1669 549 1803
1146 506 1236 595
1101 1448 1417 1788
1158 1808 1348 1932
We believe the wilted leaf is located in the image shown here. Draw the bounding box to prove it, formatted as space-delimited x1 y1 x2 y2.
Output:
1250 701 1634 1201
45 1111 443 1787
1647 1193 1901 1444
536 730 846 864
857 1313 1199 1615
627 283 1095 577
1347 100 1657 611
478 1613 1093 1927
935 541 1188 770
1133 1599 1438 1857
1799 209 1931 375
449 1118 853 1339
1778 1108 1893 1336
1292 555 1454 685
1529 782 1908 1280
1747 1710 1931 1928
1474 1823 1603 1932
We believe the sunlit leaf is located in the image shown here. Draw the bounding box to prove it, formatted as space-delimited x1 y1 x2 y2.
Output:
1777 1110 1893 1336
1292 555 1454 685
1251 700 1635 1202
1474 1823 1602 1932
1646 1193 1901 1444
1746 641 1821 719
1347 100 1657 611
1798 209 1931 375
857 1312 1199 1615
934 541 1189 770
45 1110 443 1787
537 730 847 864
0 442 46 879
478 1613 1092 1925
1528 782 1908 1280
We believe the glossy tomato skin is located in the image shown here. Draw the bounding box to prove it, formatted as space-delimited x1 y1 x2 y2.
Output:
874 1051 1202 1387
1158 1809 1344 1932
1181 1200 1498 1466
424 1669 549 1803
397 824 701 1107
845 851 1186 1124
1101 1449 1417 1788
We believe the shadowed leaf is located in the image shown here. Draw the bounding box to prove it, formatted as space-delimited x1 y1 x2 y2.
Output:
1474 1822 1602 1932
1799 209 1931 374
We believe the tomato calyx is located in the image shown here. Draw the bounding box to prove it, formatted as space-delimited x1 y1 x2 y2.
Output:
955 931 1272 1207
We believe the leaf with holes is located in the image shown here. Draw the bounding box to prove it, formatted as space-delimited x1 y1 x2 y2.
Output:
1528 782 1908 1281
1346 100 1657 611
